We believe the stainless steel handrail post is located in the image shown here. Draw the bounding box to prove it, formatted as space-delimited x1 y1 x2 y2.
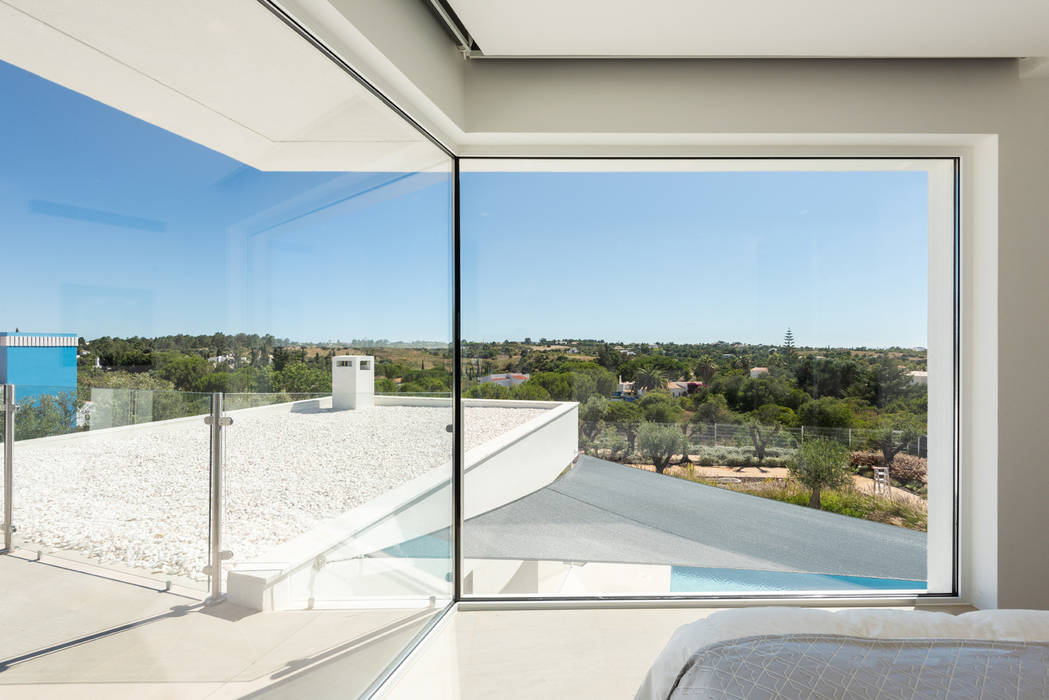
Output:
3 385 14 553
204 392 232 604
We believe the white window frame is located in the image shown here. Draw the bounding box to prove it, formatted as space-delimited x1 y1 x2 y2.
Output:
460 156 958 598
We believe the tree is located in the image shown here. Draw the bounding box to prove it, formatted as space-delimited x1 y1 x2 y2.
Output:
866 356 916 408
797 397 855 428
596 344 625 372
276 362 328 393
528 371 573 400
604 400 643 453
745 419 781 468
619 355 687 382
637 422 687 474
579 395 608 445
788 438 851 509
867 414 924 480
272 347 292 372
513 382 552 401
194 372 231 393
155 354 208 391
634 365 667 393
14 391 78 440
782 328 798 369
693 356 718 384
570 372 599 403
466 382 512 399
692 393 737 424
637 391 681 423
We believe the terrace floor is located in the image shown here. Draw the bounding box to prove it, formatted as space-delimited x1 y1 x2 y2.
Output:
0 553 440 699
0 551 970 700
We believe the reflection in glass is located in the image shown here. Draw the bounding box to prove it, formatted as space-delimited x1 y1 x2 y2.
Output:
0 47 453 696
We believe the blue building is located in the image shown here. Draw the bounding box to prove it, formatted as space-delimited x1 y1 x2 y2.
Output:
0 332 78 401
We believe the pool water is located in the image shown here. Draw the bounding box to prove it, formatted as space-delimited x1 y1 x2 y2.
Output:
670 565 926 593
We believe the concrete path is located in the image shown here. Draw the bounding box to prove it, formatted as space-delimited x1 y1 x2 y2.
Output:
465 455 926 580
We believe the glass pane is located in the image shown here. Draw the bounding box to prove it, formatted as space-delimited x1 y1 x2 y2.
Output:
215 159 456 610
461 160 951 597
0 10 453 689
11 384 212 590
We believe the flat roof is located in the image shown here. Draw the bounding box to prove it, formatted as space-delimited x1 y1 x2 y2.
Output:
459 456 925 580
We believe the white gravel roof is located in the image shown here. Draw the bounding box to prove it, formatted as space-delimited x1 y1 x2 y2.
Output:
12 403 547 583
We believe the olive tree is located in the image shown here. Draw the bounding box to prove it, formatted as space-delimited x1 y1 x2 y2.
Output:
745 420 781 467
604 400 643 454
867 414 924 480
579 394 608 447
637 422 687 474
788 438 850 509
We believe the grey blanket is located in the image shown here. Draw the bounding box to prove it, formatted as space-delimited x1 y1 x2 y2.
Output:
669 634 1049 699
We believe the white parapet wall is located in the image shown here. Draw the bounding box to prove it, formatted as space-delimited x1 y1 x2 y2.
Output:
227 397 579 611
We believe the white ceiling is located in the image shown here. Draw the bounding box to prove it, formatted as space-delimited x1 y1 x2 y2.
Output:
0 0 449 170
447 0 1049 58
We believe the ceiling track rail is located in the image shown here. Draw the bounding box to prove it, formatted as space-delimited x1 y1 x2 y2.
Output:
423 0 479 56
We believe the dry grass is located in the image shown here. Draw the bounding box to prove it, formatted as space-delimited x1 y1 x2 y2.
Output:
634 462 928 532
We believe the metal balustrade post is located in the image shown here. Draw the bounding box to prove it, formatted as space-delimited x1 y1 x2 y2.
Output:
2 385 14 553
204 392 232 605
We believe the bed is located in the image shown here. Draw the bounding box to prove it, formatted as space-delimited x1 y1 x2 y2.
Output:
637 607 1049 700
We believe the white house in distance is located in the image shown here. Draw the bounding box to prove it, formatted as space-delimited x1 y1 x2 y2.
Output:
668 381 702 398
479 372 530 387
909 370 929 385
750 367 769 378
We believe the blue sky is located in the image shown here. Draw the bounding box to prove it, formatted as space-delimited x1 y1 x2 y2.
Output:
0 59 453 344
462 170 928 348
1 59 927 348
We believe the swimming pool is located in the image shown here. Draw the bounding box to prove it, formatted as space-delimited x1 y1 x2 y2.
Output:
670 565 926 593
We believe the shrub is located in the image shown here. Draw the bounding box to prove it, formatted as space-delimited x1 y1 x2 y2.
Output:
849 450 928 486
689 477 927 531
891 453 928 486
849 451 884 469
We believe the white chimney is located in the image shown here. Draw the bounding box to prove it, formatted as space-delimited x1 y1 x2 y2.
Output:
332 355 374 409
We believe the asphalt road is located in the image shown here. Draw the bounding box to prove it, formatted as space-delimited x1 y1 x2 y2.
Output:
464 455 926 580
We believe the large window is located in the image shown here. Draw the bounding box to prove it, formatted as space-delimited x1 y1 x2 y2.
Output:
457 158 956 598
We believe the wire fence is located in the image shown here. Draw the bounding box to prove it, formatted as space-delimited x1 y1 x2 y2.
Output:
586 420 928 460
685 423 927 457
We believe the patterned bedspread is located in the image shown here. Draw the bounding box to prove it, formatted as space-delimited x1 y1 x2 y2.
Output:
669 634 1049 699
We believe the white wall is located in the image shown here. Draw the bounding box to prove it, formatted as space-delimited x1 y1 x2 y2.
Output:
227 400 579 610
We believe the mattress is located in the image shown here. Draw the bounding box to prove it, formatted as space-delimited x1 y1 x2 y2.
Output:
637 607 1049 700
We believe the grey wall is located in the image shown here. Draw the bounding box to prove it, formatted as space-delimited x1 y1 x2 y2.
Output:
459 58 1049 609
